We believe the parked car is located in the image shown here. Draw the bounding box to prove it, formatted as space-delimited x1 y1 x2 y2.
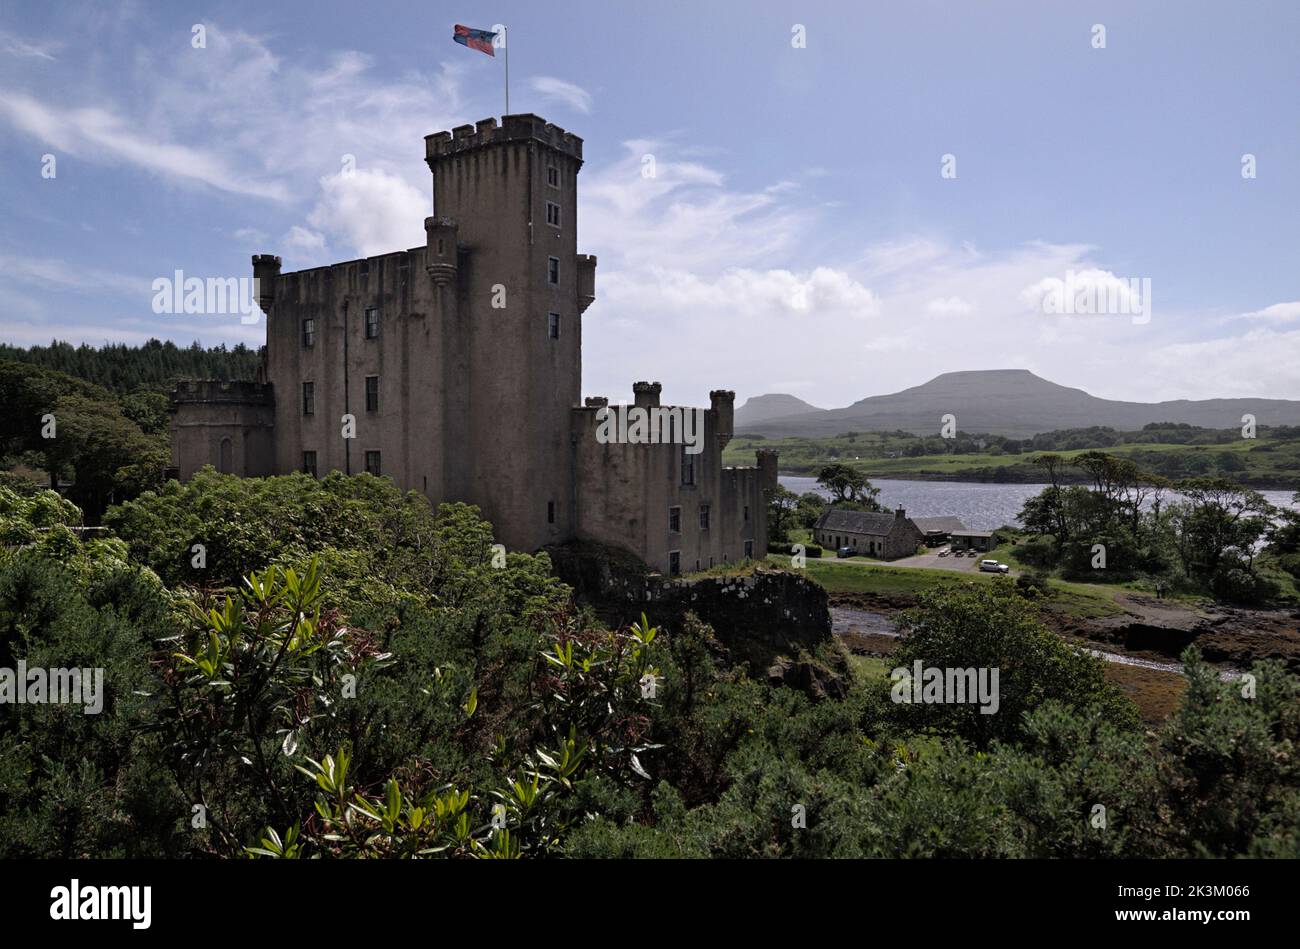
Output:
979 559 1010 574
937 549 949 557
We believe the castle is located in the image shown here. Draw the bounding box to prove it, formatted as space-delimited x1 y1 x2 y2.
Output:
169 114 776 574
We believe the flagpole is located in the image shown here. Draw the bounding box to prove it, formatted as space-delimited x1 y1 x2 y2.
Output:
503 26 509 115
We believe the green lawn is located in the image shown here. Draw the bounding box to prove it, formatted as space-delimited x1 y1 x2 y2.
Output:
769 553 1129 618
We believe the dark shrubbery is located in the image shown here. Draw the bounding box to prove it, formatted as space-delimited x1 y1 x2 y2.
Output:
2 478 1298 859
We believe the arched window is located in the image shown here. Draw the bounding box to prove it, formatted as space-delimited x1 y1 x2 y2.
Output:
218 437 233 474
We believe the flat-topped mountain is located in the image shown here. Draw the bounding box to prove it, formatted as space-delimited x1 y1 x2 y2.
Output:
733 393 824 427
736 369 1300 438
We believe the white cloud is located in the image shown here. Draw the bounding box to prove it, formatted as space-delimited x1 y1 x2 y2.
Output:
528 76 593 114
1019 268 1149 318
0 253 150 296
1141 326 1300 400
306 167 427 260
0 91 290 200
0 23 465 222
0 29 57 60
282 225 327 254
1235 301 1300 324
926 296 974 316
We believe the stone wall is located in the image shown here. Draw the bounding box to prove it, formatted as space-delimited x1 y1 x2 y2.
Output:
545 542 831 672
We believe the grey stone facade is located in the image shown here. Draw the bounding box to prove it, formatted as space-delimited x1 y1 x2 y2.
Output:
813 508 924 559
169 114 773 574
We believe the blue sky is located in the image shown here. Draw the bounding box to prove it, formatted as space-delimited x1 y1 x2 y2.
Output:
1 0 1298 408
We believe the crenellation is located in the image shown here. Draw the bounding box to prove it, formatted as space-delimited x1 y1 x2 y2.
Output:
172 115 765 574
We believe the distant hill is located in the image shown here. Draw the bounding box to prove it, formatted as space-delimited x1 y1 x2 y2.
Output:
734 393 823 427
736 369 1300 438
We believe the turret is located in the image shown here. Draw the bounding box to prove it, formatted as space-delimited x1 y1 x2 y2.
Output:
251 254 281 313
577 254 597 313
424 217 458 287
710 389 735 450
756 448 780 492
633 381 662 409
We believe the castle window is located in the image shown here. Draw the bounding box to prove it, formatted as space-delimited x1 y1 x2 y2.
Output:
548 312 560 339
218 437 233 474
302 382 314 415
364 451 381 476
699 504 710 531
364 306 380 339
302 318 316 347
546 164 560 188
669 506 681 533
548 257 559 286
669 551 680 576
365 376 379 412
744 504 750 522
680 446 695 486
547 500 556 524
546 201 561 228
302 451 317 478
744 540 754 559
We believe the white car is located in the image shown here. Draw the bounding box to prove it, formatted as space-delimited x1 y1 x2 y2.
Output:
979 559 1009 574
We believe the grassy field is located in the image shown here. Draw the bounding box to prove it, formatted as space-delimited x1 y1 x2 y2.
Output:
769 552 1130 618
724 431 1300 489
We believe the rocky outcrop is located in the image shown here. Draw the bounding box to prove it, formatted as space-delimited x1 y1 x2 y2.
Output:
544 541 834 676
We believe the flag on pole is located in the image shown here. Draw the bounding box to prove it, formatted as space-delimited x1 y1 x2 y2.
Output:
453 24 496 56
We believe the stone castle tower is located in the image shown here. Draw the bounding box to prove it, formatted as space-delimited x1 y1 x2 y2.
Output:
171 115 774 572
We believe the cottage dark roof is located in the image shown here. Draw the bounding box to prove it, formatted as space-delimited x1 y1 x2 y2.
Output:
815 509 903 536
911 516 966 534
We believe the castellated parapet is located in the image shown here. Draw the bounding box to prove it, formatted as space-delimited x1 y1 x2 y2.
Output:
425 114 584 169
169 115 769 575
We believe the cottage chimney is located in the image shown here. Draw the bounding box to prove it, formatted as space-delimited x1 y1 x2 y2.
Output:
895 508 906 520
